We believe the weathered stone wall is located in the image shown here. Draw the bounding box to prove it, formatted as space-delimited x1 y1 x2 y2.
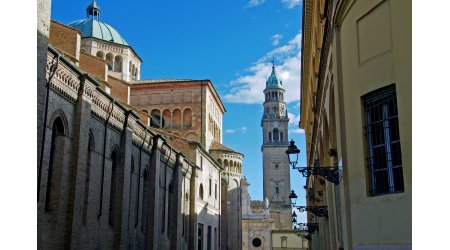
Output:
37 0 51 186
37 48 194 250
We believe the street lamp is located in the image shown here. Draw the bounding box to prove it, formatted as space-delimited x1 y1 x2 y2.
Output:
289 190 298 205
286 140 341 185
286 139 300 168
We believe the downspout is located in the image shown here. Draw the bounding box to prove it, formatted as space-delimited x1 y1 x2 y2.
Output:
135 130 148 227
161 144 172 233
38 54 59 201
98 99 115 220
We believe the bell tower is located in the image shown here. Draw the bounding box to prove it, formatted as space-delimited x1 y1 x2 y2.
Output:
261 62 291 206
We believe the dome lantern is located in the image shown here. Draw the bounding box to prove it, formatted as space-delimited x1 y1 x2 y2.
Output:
86 0 101 20
265 61 283 90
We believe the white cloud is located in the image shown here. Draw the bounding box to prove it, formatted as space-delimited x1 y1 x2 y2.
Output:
225 126 248 134
271 34 283 46
282 0 301 9
290 128 305 134
288 112 301 125
224 32 302 104
246 0 266 8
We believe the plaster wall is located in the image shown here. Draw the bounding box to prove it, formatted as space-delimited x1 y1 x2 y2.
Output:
334 0 411 247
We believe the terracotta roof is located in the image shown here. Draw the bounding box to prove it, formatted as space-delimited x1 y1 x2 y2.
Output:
209 141 243 155
151 129 198 164
130 79 199 84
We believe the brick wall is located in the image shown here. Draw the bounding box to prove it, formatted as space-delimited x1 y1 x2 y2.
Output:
109 76 129 104
79 52 108 81
49 20 80 62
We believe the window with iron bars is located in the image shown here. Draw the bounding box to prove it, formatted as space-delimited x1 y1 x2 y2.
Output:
363 84 404 196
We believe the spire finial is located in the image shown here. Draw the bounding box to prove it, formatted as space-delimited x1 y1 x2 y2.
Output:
272 59 275 68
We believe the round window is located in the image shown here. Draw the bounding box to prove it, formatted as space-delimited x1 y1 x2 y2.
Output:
252 238 262 247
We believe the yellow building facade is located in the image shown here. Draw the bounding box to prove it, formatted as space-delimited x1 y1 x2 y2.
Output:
300 0 411 249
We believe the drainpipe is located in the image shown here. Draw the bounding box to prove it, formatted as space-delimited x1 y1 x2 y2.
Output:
161 144 172 233
38 54 59 201
135 129 147 227
98 99 115 220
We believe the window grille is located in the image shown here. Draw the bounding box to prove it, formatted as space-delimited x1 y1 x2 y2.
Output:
363 85 404 196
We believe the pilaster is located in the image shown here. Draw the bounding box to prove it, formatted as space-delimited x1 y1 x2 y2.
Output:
145 135 164 250
65 74 92 249
114 110 133 250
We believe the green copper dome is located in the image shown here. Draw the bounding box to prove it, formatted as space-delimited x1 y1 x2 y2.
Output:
266 63 283 89
68 19 128 46
67 1 128 46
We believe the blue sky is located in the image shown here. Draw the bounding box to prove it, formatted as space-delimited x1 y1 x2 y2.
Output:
51 0 307 221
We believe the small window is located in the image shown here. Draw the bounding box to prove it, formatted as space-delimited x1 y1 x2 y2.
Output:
199 184 204 200
363 85 404 196
275 164 279 169
214 183 217 199
276 186 279 194
209 179 212 196
280 132 284 141
281 236 287 248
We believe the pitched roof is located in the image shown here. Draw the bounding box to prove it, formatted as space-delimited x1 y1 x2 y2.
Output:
209 141 243 155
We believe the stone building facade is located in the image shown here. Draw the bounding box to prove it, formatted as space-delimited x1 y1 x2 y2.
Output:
37 1 244 249
300 0 411 249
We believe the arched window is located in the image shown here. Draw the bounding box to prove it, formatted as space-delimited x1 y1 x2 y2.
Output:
141 168 149 231
172 109 182 128
273 128 279 142
199 184 204 200
96 50 105 59
128 156 134 229
183 108 192 128
224 160 229 172
109 149 119 226
114 55 123 72
45 117 66 213
150 109 162 128
106 53 114 71
163 109 171 128
280 131 284 142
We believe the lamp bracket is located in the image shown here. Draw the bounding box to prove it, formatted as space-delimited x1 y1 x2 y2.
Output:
294 160 341 185
295 206 328 217
295 223 319 234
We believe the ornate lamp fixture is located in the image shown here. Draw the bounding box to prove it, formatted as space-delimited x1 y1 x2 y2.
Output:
289 190 328 217
286 140 341 185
